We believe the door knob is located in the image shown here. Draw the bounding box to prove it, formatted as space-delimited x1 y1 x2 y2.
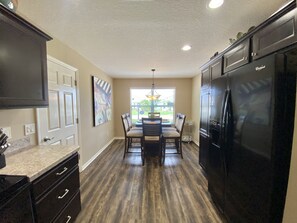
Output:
43 136 54 142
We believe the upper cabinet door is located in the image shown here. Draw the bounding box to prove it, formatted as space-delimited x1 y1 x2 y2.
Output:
201 67 210 89
224 39 250 73
252 8 297 60
210 57 223 81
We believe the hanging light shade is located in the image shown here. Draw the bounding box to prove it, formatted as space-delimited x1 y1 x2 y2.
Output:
146 68 161 100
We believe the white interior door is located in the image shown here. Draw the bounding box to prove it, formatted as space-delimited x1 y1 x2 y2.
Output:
37 57 79 146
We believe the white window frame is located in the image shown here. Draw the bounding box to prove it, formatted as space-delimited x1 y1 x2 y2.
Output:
130 88 176 123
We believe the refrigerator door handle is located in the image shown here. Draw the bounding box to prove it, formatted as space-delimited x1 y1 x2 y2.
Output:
224 90 232 176
221 89 231 176
219 90 228 137
222 90 230 129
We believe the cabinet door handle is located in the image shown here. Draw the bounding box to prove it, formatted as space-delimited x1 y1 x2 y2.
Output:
58 189 69 199
56 167 68 176
66 215 72 223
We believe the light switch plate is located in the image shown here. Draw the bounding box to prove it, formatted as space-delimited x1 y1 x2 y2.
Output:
1 127 12 139
25 123 36 136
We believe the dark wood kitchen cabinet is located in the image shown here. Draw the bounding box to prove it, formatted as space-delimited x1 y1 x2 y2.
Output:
224 38 250 73
199 132 209 171
252 8 297 60
200 90 210 135
210 57 223 80
199 89 210 171
199 57 223 171
201 67 210 89
31 153 81 223
0 4 52 108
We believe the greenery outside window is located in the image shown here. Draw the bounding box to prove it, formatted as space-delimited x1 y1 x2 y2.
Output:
130 88 175 123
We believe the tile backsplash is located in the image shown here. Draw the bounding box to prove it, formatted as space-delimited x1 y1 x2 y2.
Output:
4 137 31 156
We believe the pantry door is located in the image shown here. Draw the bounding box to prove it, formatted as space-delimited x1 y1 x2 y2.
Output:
37 56 79 146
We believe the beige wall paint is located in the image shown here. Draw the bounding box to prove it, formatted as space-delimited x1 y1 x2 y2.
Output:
47 39 114 165
191 75 201 145
114 78 192 137
0 109 37 144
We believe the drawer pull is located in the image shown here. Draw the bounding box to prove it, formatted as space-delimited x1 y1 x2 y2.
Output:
66 215 72 223
56 167 68 176
58 189 69 199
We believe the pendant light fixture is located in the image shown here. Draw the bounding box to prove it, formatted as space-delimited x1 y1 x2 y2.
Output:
146 69 160 100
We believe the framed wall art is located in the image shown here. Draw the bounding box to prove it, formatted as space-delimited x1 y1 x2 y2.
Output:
92 76 112 126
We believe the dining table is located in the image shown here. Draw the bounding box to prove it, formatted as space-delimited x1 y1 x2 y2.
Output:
135 120 172 128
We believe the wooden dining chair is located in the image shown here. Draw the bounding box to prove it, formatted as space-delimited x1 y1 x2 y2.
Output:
141 118 163 165
162 114 186 163
125 113 142 131
121 114 143 159
162 113 182 131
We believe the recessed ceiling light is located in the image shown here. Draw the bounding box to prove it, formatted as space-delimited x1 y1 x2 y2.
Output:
182 45 192 51
209 0 224 9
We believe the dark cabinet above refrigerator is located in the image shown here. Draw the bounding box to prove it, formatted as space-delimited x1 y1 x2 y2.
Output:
223 39 250 73
252 7 297 60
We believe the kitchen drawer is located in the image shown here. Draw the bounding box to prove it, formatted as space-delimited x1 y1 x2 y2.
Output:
53 191 81 223
35 167 80 223
32 153 78 199
224 38 250 73
252 8 297 60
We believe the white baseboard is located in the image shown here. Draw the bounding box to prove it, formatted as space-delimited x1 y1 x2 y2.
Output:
114 137 124 140
193 140 199 146
81 138 115 171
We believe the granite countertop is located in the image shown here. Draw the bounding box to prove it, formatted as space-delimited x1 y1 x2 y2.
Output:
0 145 80 182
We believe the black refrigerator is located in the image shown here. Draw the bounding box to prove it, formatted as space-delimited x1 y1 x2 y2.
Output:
208 50 296 222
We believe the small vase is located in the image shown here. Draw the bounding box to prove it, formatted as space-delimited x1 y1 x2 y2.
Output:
0 0 18 12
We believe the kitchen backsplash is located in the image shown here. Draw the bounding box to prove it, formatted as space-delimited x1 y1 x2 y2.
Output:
4 137 32 156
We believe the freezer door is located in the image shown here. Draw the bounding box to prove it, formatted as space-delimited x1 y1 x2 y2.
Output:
225 54 277 222
208 75 227 211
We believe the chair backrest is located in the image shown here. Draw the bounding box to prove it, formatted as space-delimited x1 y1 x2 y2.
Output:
148 112 161 118
174 113 181 127
125 113 133 129
121 114 129 135
142 118 162 136
176 114 186 134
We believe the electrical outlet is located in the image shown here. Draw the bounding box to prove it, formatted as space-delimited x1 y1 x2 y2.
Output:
1 127 12 139
24 123 36 136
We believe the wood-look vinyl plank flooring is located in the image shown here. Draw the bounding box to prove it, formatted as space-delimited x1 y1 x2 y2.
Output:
75 140 223 223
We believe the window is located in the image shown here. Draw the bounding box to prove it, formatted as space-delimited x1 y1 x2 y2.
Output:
130 88 175 123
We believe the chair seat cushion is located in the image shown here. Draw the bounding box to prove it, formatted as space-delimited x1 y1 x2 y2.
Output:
127 130 143 137
131 126 142 131
162 127 177 131
163 131 180 138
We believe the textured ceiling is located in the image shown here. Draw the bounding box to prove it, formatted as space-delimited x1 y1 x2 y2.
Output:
17 0 290 78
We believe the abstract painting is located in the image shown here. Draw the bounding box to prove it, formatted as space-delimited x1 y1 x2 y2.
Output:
92 76 112 126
